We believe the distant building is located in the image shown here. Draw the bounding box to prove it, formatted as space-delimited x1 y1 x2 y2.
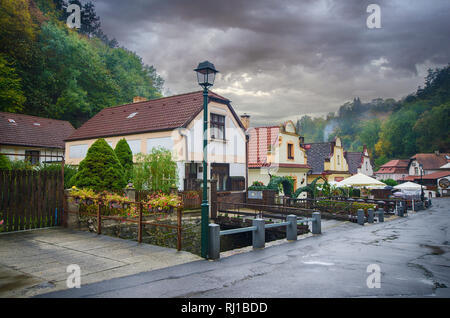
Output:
374 159 410 181
344 145 374 176
247 121 310 192
408 152 450 176
0 112 75 164
301 137 351 184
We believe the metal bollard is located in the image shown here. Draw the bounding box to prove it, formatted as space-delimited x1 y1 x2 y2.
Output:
312 212 321 234
286 215 297 241
368 208 374 223
398 204 404 217
357 209 365 225
252 218 265 249
377 208 384 222
208 223 220 260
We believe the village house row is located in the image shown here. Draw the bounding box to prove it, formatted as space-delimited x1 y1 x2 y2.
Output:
1 91 449 196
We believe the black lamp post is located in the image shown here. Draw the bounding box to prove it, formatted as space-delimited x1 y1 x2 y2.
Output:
194 61 219 259
419 163 424 201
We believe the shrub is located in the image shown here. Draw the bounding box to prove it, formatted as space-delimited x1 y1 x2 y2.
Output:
0 155 11 170
114 139 133 182
317 200 377 214
70 138 126 191
9 159 33 170
132 147 178 192
248 180 267 191
268 176 294 197
381 179 398 186
36 163 78 188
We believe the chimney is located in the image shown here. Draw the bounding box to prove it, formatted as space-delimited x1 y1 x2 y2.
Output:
240 113 250 130
133 96 147 103
435 150 440 156
299 136 305 145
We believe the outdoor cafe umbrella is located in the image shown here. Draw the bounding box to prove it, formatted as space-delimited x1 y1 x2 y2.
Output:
336 173 386 188
393 181 422 191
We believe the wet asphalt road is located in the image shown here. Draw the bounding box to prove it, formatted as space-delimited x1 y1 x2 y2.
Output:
40 198 450 298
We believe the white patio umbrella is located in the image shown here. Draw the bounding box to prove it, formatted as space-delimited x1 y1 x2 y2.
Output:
393 181 422 191
336 173 386 188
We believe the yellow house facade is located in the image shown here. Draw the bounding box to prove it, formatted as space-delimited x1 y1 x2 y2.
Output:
247 121 310 193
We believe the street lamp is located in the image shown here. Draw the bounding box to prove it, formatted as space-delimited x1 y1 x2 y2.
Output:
195 61 219 258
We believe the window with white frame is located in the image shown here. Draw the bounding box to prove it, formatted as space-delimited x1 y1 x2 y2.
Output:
69 144 88 159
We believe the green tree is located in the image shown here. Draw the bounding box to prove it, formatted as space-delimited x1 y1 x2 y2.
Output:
0 155 11 170
114 138 134 182
0 0 37 62
0 54 26 112
358 118 381 154
70 138 126 191
132 148 178 192
414 103 450 152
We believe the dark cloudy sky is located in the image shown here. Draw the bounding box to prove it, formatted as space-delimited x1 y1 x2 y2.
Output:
85 0 450 126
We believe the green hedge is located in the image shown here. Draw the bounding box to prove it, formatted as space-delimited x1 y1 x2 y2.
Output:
316 200 377 215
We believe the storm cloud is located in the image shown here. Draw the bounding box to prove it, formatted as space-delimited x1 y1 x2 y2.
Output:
87 0 450 126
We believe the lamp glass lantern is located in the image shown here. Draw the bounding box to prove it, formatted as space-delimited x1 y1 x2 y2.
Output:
195 61 218 88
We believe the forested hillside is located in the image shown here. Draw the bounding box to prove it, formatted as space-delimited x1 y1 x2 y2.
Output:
0 0 164 128
296 65 450 169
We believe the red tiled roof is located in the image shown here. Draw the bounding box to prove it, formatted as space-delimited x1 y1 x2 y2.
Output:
421 171 450 180
0 112 75 149
411 153 450 170
65 91 235 141
248 126 279 167
399 171 450 182
374 159 410 174
399 175 417 181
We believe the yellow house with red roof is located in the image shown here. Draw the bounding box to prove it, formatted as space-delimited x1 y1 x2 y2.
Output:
247 120 310 192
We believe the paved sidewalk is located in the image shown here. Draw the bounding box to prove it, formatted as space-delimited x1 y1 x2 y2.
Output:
0 228 201 297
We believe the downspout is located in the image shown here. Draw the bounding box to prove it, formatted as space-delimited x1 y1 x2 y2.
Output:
177 128 189 162
176 128 189 191
245 130 249 203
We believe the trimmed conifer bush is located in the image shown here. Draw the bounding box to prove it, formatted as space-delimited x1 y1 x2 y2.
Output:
70 138 126 191
114 138 133 182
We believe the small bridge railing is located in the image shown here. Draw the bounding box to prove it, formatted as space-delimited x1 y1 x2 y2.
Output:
208 213 321 260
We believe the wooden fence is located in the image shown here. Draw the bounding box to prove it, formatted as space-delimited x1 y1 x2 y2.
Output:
0 170 64 232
